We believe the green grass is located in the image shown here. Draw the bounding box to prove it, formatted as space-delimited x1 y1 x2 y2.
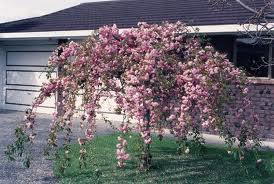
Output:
53 133 274 184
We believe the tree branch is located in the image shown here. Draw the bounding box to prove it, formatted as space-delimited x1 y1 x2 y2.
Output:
235 0 257 14
235 0 274 19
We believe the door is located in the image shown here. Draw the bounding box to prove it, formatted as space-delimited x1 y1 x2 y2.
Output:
1 40 123 121
2 42 57 114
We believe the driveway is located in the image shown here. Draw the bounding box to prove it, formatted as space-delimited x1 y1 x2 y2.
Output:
0 110 116 184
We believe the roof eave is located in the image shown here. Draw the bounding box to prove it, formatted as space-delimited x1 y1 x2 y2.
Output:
0 30 95 40
0 24 270 40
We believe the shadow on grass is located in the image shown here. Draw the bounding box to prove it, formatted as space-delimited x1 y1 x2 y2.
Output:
54 133 274 184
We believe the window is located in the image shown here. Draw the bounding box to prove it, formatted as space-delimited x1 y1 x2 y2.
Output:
234 38 273 78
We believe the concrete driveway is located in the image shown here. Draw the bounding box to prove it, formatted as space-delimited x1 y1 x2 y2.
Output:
0 110 116 184
0 110 56 184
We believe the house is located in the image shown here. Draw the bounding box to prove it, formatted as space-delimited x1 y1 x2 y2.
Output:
0 0 273 138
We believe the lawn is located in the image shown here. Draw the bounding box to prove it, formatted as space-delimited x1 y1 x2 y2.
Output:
53 133 274 184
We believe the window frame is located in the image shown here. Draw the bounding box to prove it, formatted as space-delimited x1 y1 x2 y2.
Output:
233 38 273 79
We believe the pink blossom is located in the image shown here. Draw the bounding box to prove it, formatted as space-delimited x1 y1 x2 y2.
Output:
18 21 260 170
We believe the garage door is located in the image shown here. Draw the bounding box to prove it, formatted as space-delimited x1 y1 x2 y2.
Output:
3 44 57 114
2 42 123 121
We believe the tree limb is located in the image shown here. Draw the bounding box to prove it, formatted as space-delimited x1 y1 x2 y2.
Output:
235 0 274 19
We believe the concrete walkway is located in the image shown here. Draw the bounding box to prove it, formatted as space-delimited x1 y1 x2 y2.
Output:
202 133 274 151
0 110 273 184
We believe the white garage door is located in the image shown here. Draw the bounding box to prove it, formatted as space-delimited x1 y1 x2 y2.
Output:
3 44 57 114
2 42 123 121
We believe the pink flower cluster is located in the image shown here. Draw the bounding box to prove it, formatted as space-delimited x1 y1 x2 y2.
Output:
116 136 129 168
20 21 260 169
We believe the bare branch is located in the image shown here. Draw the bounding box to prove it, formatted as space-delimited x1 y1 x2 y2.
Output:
210 0 274 19
235 0 258 14
236 0 274 19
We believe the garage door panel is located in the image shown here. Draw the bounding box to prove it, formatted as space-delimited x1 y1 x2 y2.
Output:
6 89 55 108
6 70 56 86
7 51 52 66
5 46 55 51
3 41 78 51
99 97 118 113
75 95 117 113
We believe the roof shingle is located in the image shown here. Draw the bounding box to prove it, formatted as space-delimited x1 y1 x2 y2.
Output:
0 0 267 33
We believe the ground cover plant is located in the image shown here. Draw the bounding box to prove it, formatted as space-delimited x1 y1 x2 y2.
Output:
6 21 262 175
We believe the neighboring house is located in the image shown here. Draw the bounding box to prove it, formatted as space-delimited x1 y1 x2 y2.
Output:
0 0 273 138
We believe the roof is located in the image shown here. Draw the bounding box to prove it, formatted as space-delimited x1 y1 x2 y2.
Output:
0 0 267 33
